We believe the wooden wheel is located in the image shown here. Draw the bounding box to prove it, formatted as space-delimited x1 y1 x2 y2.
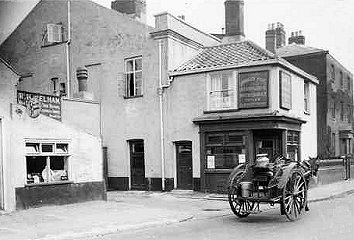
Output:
282 170 307 221
228 187 254 218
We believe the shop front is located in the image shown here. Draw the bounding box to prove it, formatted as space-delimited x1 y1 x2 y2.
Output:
195 114 305 193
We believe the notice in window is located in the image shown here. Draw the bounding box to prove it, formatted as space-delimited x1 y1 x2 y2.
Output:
238 71 269 109
238 154 246 164
207 156 215 169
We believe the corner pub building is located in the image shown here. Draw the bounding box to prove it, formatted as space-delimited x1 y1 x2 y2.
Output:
168 40 318 193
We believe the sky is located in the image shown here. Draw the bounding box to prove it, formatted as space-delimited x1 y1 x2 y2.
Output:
0 0 354 72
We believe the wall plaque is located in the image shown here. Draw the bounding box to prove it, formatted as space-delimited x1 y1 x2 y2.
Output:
238 71 269 109
17 91 61 121
280 71 292 110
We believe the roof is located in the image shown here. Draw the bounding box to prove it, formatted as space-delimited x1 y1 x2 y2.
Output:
173 40 276 73
0 57 21 76
171 40 318 84
277 44 326 58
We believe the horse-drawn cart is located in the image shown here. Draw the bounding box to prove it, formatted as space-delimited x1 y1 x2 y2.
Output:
227 155 318 221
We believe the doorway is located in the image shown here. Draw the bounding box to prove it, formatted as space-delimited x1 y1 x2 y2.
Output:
176 141 193 189
129 140 145 190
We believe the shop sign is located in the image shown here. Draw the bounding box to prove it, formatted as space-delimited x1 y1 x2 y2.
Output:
238 71 269 109
280 71 292 110
17 91 61 121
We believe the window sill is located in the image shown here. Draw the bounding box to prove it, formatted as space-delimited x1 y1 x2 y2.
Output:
25 180 73 187
204 168 233 174
124 95 143 99
41 41 66 48
204 108 239 114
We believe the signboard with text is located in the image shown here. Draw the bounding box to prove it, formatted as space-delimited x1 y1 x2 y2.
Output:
280 71 292 110
17 91 61 121
238 71 269 109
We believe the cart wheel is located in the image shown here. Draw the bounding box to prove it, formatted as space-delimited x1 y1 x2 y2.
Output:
282 170 307 221
228 186 254 218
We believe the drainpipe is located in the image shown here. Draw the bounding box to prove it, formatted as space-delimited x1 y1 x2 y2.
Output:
158 40 165 191
66 0 71 97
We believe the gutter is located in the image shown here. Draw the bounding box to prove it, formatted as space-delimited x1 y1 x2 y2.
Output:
66 0 71 97
158 40 165 191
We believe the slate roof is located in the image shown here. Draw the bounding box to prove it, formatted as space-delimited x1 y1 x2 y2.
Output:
173 40 276 74
277 44 326 57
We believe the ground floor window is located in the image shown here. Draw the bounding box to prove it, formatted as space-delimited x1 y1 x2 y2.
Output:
205 132 247 169
287 131 300 161
25 141 69 184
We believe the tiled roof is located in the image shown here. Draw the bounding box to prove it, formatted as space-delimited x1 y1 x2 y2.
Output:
277 44 325 57
173 40 276 73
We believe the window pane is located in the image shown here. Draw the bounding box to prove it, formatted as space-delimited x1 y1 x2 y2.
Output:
26 143 40 153
56 143 68 153
126 60 134 72
42 144 54 153
126 73 135 97
26 156 46 184
135 71 142 96
135 58 142 71
50 156 68 181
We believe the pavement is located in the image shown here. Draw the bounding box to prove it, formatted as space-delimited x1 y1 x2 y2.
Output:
1 179 354 240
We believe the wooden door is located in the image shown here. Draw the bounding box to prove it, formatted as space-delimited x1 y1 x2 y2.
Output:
130 140 145 190
176 141 193 189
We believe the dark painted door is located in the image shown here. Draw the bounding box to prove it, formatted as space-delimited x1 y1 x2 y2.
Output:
130 140 145 190
176 141 193 189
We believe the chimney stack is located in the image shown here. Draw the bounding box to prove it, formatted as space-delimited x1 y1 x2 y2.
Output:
111 0 146 24
222 0 245 43
288 30 305 45
265 22 286 53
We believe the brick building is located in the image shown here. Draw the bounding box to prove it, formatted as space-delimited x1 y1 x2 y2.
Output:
275 33 354 158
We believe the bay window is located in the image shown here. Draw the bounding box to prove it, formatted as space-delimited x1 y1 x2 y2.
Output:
208 71 237 110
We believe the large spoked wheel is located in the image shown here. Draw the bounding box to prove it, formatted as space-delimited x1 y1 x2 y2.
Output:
282 170 307 221
228 186 254 218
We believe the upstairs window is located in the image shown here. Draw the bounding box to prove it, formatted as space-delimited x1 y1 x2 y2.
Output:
47 24 62 43
125 56 142 98
348 76 351 91
43 23 63 46
51 77 59 95
340 71 344 89
304 82 310 113
330 65 335 82
208 71 237 110
331 97 336 119
340 102 344 121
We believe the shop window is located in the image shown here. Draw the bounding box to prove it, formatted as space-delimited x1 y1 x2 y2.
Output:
205 132 246 169
304 82 310 113
208 71 237 110
125 56 142 98
25 142 69 185
332 133 336 153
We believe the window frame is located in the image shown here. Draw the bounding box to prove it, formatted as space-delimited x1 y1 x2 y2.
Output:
25 140 70 186
124 56 143 98
279 70 292 110
207 70 237 111
42 23 64 47
304 81 310 114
